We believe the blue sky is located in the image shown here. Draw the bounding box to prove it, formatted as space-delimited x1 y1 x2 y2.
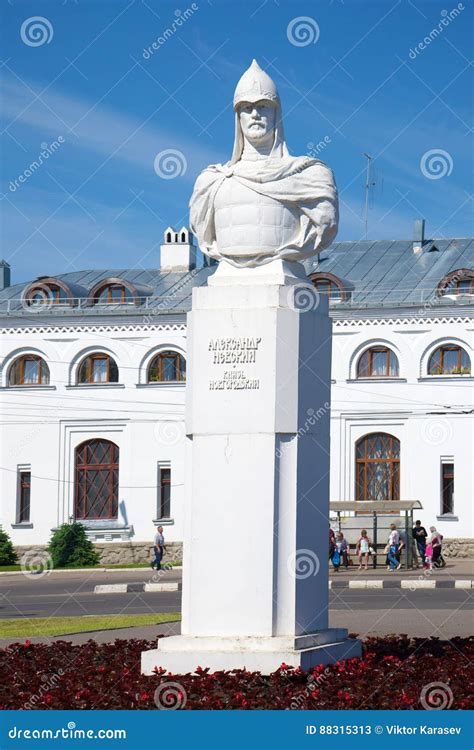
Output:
1 0 473 283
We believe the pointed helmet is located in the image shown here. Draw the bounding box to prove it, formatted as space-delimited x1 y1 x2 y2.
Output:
230 59 289 164
233 59 280 110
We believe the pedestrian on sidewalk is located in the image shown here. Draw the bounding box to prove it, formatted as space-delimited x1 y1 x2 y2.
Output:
428 526 444 567
424 541 433 570
356 529 371 570
386 524 401 571
332 532 349 571
151 525 165 571
329 526 336 560
412 520 427 565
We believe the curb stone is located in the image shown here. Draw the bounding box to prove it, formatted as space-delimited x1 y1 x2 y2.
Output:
94 582 181 593
330 580 472 590
94 581 472 594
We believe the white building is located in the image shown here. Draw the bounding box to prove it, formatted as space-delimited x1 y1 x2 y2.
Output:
0 222 472 562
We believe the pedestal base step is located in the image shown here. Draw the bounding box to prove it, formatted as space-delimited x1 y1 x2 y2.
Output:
141 631 362 675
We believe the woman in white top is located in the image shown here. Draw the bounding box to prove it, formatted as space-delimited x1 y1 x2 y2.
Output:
387 524 401 571
356 529 371 570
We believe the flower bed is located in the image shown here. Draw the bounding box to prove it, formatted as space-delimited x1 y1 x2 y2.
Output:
1 636 472 710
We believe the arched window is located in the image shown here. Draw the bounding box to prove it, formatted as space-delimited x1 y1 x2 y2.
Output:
357 347 399 378
356 433 400 502
75 439 119 520
428 345 471 375
94 284 133 304
148 351 186 383
24 279 73 307
309 272 347 301
437 269 474 296
89 279 139 306
8 355 50 386
77 354 119 384
166 231 172 242
181 231 186 242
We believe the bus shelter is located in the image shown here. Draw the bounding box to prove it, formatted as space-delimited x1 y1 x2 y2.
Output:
329 500 423 569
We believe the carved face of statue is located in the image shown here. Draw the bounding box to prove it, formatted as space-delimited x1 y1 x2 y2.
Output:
238 100 276 146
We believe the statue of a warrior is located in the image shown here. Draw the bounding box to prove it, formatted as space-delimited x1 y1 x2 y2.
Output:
189 59 338 270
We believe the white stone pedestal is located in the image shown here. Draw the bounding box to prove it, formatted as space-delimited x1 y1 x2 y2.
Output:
141 275 361 675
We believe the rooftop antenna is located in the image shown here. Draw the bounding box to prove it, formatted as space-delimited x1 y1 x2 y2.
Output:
363 153 376 240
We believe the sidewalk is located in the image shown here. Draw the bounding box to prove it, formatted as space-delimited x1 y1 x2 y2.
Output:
329 559 473 577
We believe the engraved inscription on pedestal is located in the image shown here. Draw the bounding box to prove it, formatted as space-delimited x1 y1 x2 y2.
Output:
208 336 261 391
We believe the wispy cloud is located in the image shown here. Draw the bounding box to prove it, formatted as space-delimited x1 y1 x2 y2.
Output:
1 74 221 180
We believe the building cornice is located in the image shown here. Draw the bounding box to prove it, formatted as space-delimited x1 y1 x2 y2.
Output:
0 321 187 336
333 314 473 328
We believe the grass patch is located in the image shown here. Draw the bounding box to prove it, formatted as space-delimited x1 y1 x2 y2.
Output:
0 612 181 638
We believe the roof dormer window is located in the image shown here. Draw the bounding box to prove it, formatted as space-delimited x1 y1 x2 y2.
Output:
309 272 349 301
23 279 74 307
437 269 474 296
89 279 140 306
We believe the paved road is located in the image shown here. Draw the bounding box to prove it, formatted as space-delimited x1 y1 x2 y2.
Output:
0 569 472 640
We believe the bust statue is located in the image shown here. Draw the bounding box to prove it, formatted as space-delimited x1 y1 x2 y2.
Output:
189 59 338 273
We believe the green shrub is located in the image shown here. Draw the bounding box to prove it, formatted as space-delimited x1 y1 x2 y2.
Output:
0 527 17 566
47 522 100 568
